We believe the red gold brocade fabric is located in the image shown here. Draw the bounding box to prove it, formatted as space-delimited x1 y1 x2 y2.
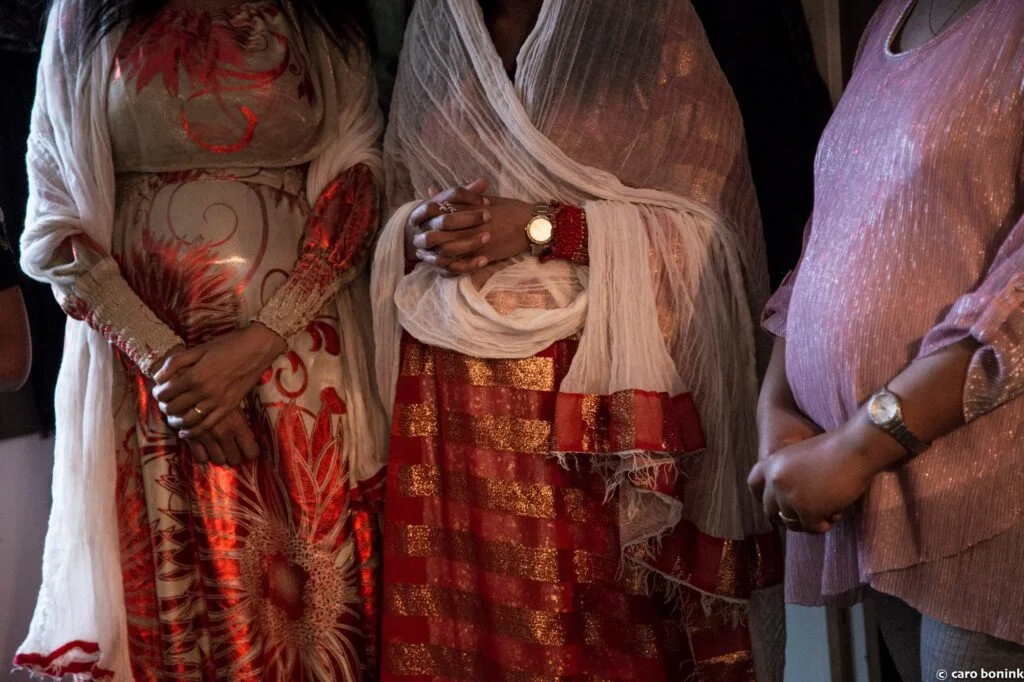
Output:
382 336 783 681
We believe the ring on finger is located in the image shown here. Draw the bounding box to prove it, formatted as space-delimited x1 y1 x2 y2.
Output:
778 510 800 525
191 405 205 418
438 200 457 214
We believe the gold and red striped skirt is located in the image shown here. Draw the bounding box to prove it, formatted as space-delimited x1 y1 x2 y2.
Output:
381 336 782 681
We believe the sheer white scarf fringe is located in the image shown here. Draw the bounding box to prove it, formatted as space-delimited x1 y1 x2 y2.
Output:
17 2 385 678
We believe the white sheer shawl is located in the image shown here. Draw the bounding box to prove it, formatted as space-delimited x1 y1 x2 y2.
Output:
17 1 385 678
373 0 772 545
372 5 783 675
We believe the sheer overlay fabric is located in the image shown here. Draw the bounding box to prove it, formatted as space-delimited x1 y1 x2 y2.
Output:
374 0 771 552
372 2 781 674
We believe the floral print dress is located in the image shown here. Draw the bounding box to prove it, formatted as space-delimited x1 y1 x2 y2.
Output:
36 4 382 680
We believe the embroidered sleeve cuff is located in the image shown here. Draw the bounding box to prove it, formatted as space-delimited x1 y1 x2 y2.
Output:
254 165 378 343
254 257 361 343
60 257 184 377
540 204 589 266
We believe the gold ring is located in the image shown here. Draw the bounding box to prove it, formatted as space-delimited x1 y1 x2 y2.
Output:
192 406 205 417
778 511 800 525
438 200 457 214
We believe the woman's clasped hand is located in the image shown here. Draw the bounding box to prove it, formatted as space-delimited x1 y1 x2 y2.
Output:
405 178 536 274
749 403 907 535
151 323 287 466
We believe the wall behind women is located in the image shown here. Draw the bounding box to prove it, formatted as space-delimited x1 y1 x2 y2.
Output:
0 434 52 681
801 0 885 102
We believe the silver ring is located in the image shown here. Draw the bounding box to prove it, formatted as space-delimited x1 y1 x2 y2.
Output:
191 406 205 417
438 200 457 215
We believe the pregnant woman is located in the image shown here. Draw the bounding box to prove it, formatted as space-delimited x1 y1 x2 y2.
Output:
751 0 1024 678
15 1 386 680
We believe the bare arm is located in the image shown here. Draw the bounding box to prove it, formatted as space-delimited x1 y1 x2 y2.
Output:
0 287 31 392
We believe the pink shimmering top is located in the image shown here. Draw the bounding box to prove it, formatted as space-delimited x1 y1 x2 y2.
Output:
763 0 1024 643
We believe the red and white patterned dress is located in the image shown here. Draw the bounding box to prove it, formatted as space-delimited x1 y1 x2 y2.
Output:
24 4 383 680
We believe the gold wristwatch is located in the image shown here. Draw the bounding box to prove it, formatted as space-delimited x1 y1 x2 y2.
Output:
525 202 555 257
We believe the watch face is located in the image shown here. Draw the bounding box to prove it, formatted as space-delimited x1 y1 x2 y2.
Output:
527 216 554 244
868 391 899 426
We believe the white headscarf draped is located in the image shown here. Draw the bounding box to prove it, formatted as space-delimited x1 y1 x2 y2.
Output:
373 0 773 547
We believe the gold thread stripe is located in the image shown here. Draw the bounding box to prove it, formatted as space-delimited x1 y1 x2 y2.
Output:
387 643 548 681
387 584 570 647
582 612 659 659
391 525 620 585
398 464 557 519
400 341 435 376
436 353 557 392
396 402 438 438
443 412 552 454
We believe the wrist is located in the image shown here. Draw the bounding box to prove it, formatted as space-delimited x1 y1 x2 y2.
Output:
245 323 287 365
840 409 910 474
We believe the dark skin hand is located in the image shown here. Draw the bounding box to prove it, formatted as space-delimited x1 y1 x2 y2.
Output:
152 323 287 466
408 179 535 275
750 335 977 533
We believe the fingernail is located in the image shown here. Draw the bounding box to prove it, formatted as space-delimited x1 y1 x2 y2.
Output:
480 233 491 244
483 197 491 206
481 211 491 221
477 257 488 267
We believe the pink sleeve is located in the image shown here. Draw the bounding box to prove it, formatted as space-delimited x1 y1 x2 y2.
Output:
919 210 1024 422
761 217 813 339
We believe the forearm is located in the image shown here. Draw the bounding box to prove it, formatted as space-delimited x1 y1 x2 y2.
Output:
0 288 31 392
845 339 979 472
55 248 184 377
758 337 795 410
540 204 589 266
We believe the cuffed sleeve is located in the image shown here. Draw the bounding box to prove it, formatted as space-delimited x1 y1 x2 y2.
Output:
761 270 796 339
255 163 379 342
60 256 184 376
919 215 1024 422
762 217 815 339
540 204 589 266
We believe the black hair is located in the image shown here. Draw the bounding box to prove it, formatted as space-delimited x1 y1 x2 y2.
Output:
59 0 375 55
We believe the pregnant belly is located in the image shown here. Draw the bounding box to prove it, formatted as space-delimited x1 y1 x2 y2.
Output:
113 170 309 344
783 271 961 429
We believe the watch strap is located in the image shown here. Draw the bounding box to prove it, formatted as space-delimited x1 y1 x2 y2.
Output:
527 202 557 256
870 388 931 457
885 420 930 457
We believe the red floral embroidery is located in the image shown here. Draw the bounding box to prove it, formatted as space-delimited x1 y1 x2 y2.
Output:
118 227 241 346
115 4 313 154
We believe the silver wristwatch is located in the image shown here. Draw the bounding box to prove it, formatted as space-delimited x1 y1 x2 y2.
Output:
865 387 930 457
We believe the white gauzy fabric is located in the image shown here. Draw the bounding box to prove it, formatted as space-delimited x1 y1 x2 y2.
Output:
18 2 385 678
372 0 773 544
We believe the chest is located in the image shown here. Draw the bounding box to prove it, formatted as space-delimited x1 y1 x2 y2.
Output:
107 3 329 171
